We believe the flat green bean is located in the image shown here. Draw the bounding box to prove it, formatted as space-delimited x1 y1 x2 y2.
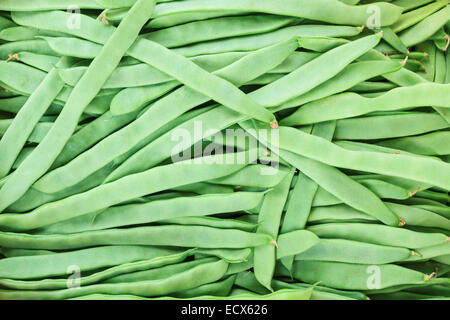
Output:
151 0 402 26
0 226 272 250
143 15 297 48
295 239 412 264
279 121 335 272
0 249 195 290
289 261 428 290
0 246 179 280
254 170 294 291
283 83 450 125
0 259 229 299
174 25 363 57
308 223 449 249
275 60 402 114
0 39 56 60
334 112 449 140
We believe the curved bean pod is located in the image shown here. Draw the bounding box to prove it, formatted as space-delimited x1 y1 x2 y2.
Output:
0 26 64 42
208 165 289 189
152 0 402 27
0 246 179 280
254 170 294 291
0 39 56 60
144 15 296 48
283 83 450 125
174 25 363 57
377 131 450 156
276 230 320 260
50 110 139 168
334 112 449 140
277 60 401 114
104 257 218 284
6 161 116 213
109 81 180 115
251 33 383 107
16 51 59 72
0 259 229 300
36 191 264 235
279 122 335 272
60 51 254 89
172 275 236 299
195 249 251 264
290 261 427 290
274 126 450 190
0 61 47 96
295 239 412 264
309 202 450 230
70 287 313 300
308 223 449 249
0 249 195 290
0 226 272 250
406 243 450 262
307 175 420 207
162 217 257 232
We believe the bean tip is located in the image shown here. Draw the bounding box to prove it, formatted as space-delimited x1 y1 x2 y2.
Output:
5 53 19 62
271 239 279 249
443 34 450 52
401 55 409 67
376 30 383 38
425 272 437 281
270 121 279 129
98 12 109 25
399 218 406 227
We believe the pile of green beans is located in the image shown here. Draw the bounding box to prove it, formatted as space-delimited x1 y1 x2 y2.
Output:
0 0 449 301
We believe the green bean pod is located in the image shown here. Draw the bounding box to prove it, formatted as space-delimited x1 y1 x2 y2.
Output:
0 246 182 280
308 223 449 249
295 239 412 264
0 249 195 290
0 259 229 300
289 261 428 290
0 225 272 250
